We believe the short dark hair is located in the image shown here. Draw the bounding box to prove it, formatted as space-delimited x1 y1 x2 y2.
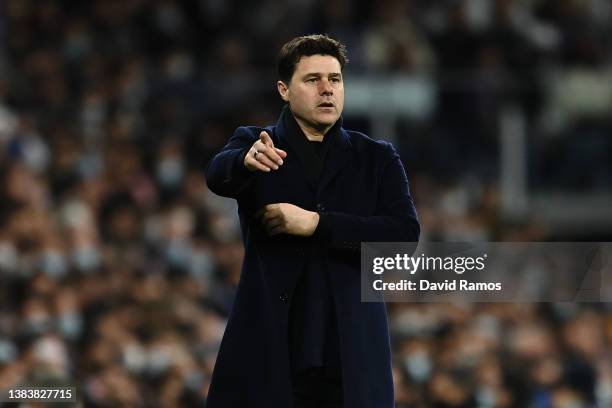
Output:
277 34 348 83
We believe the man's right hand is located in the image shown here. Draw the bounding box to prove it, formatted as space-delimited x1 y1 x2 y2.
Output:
244 131 288 172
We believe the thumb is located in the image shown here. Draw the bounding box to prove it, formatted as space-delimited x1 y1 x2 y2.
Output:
260 131 274 147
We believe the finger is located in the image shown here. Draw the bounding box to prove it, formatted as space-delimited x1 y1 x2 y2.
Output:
264 204 280 212
246 155 271 172
255 140 285 165
269 223 287 235
260 131 274 148
263 217 283 228
262 146 284 166
261 210 279 223
248 145 277 170
257 204 278 220
255 151 279 170
262 216 277 231
267 224 285 236
253 139 268 150
275 148 288 159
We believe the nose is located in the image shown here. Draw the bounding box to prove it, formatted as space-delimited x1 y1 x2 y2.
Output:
319 79 333 95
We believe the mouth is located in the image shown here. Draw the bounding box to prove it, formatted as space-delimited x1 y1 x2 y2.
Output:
317 102 334 108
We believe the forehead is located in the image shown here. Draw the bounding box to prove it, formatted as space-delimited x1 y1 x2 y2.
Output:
293 54 341 76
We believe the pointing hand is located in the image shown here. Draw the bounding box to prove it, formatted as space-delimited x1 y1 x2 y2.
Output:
244 131 288 172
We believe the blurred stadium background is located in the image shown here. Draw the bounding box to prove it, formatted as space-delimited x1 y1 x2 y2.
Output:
0 0 611 406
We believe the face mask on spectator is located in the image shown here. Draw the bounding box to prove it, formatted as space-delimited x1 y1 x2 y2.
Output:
123 343 147 374
72 246 101 272
23 137 51 174
0 339 18 363
0 242 19 273
57 311 83 340
166 239 190 268
475 386 497 407
40 249 68 279
157 157 184 188
597 378 612 406
189 248 215 281
33 335 69 377
184 369 205 391
148 346 171 374
404 351 431 383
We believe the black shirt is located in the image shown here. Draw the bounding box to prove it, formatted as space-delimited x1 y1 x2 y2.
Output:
280 107 342 380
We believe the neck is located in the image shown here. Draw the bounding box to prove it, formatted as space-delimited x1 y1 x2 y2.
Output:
293 116 332 142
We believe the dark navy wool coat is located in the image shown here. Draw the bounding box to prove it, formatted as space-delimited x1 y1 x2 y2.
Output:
204 112 420 408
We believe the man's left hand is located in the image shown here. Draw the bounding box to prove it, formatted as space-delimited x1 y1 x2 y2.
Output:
258 203 320 237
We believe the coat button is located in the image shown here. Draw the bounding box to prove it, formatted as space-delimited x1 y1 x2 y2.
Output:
279 292 289 302
316 203 325 211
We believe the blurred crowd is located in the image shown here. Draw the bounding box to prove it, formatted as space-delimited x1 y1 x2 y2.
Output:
0 0 611 406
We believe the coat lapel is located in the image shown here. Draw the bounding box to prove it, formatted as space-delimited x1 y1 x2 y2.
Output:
276 107 318 192
275 105 354 194
318 128 353 194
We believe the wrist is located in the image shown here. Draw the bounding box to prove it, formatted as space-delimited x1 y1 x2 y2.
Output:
241 149 255 172
243 151 254 171
309 211 320 235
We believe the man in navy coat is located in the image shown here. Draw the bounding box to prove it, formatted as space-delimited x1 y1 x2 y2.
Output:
205 34 420 408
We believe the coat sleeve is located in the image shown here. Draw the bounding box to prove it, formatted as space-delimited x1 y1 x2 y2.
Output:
205 126 258 199
313 143 420 250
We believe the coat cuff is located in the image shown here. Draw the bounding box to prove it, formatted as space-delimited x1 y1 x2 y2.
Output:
313 212 332 240
234 148 252 178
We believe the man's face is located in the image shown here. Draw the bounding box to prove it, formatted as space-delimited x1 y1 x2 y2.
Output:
278 54 344 132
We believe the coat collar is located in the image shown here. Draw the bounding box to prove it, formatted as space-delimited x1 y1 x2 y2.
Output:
276 105 353 193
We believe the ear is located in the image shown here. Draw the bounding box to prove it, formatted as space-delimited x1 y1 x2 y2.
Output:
277 80 290 102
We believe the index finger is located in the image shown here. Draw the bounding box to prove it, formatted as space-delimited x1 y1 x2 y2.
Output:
260 131 274 148
255 204 278 218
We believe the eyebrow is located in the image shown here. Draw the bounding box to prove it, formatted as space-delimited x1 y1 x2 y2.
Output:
302 72 342 78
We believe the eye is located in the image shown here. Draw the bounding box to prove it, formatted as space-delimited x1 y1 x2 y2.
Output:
331 77 341 83
306 78 317 83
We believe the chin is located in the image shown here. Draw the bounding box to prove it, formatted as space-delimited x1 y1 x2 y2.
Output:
315 120 337 130
314 114 339 126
